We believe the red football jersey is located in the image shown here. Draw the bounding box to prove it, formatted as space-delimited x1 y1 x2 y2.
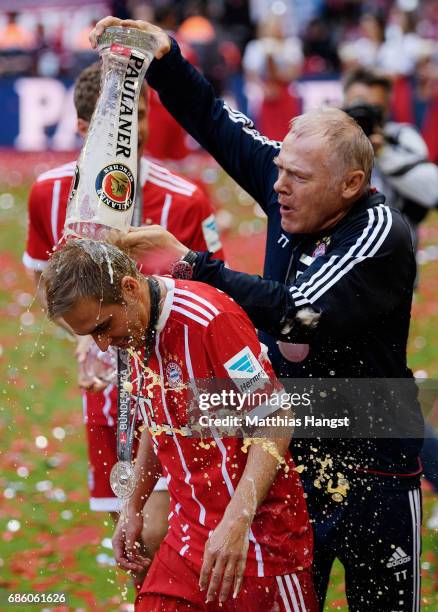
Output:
135 277 313 576
145 89 192 161
24 159 225 425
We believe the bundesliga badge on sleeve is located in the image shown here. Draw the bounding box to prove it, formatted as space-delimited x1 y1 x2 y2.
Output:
110 460 137 499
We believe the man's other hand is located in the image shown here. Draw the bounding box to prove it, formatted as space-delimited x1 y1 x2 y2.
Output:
111 225 189 274
112 506 151 575
199 512 250 604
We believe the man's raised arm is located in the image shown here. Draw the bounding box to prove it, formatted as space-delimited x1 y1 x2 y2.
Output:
90 17 279 209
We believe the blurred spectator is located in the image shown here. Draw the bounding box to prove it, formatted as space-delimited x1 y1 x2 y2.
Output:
177 7 226 94
417 56 438 163
73 20 97 51
145 86 195 162
302 17 340 74
212 0 254 51
153 4 180 32
33 22 61 78
0 11 35 50
343 66 438 252
243 13 302 140
145 5 200 162
249 0 321 37
417 0 438 40
110 0 131 20
379 7 434 75
339 11 386 69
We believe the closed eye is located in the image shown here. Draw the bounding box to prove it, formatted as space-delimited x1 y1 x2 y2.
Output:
93 321 110 335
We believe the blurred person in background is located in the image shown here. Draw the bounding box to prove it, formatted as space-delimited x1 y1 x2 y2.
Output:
394 53 438 165
248 0 321 38
243 12 303 140
339 10 386 70
0 11 35 49
344 65 438 533
343 66 438 252
22 61 224 586
177 1 226 95
301 16 340 75
417 0 438 40
145 4 199 162
379 6 432 76
32 22 62 78
73 19 98 51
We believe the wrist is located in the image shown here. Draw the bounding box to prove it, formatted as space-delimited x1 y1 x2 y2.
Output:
156 32 172 58
171 249 197 280
223 501 255 526
127 494 146 514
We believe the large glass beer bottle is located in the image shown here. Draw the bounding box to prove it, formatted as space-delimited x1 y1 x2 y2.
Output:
64 27 157 239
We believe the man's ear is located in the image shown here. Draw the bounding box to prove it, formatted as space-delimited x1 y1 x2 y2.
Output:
77 118 89 139
342 170 366 200
121 276 141 303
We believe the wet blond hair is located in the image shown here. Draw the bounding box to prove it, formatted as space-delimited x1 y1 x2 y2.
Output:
44 239 139 320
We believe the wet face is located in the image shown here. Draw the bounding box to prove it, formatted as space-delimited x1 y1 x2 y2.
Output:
62 278 148 352
273 132 349 234
344 82 390 118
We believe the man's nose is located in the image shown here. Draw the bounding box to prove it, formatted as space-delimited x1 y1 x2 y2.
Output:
274 172 290 195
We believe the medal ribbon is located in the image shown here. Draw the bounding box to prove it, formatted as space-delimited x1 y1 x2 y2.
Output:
116 276 161 463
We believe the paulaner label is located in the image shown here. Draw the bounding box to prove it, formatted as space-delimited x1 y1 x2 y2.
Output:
116 50 145 159
95 163 135 211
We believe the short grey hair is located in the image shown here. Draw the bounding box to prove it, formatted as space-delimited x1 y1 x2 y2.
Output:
44 239 139 321
289 107 374 185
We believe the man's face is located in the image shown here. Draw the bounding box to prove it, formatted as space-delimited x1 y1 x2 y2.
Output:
63 289 147 352
274 132 347 234
344 83 390 118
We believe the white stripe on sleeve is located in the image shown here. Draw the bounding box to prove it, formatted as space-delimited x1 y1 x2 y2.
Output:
159 193 172 230
292 206 393 307
50 179 61 245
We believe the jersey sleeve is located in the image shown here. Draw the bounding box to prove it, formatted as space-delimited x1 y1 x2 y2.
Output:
176 186 225 259
147 38 280 211
202 311 282 410
193 206 415 342
23 181 53 271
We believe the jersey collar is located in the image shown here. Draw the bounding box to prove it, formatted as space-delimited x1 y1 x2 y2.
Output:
156 276 174 332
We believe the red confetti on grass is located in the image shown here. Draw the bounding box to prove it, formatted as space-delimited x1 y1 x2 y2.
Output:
10 551 48 579
57 525 101 551
33 575 61 590
75 590 102 610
